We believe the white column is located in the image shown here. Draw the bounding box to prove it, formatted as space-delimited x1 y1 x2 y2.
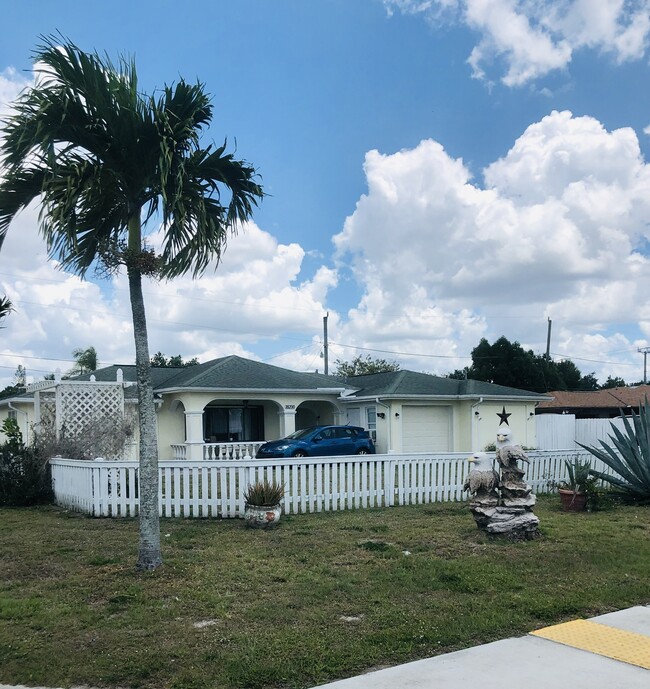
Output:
184 410 205 461
279 409 296 437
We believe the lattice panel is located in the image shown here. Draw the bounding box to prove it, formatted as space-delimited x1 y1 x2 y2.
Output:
38 392 56 427
59 384 124 437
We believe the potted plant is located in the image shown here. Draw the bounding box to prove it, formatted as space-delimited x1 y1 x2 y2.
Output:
557 456 592 512
243 479 285 528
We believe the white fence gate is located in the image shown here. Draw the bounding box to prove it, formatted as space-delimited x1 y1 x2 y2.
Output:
536 414 627 450
50 450 601 518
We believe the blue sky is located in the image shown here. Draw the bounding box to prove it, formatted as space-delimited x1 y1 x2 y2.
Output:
2 0 650 387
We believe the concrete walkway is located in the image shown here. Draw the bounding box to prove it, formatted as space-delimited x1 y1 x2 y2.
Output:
2 607 648 689
313 606 650 689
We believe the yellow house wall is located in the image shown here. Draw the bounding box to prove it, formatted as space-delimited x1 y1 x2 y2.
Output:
345 399 539 454
0 401 35 444
473 401 538 450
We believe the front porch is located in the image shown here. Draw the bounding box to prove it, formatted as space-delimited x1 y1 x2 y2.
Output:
161 395 344 462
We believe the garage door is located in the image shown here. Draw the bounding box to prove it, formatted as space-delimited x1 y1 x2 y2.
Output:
402 405 450 452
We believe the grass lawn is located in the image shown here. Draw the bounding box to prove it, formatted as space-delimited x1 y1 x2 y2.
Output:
1 496 649 689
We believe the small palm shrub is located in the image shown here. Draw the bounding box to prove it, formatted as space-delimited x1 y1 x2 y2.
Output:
244 479 285 507
579 398 650 502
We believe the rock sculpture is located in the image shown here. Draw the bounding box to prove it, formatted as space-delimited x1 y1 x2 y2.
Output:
464 428 540 539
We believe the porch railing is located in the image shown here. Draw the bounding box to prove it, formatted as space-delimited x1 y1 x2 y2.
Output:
170 442 264 461
50 449 603 518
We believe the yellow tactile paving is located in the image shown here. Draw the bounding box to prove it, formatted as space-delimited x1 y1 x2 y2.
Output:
531 619 650 670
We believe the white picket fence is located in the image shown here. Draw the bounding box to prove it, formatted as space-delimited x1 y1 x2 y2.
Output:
536 414 627 450
50 449 602 518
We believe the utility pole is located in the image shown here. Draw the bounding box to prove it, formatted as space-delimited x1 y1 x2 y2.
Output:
323 312 329 375
545 318 552 359
638 346 650 384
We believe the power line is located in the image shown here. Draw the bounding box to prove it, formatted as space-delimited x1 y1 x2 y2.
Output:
328 341 470 360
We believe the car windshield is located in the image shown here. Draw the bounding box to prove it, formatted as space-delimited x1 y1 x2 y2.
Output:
284 427 320 440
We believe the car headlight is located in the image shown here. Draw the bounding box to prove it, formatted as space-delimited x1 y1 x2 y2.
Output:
275 444 291 451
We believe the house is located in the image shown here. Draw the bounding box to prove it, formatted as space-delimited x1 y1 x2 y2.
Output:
536 386 650 419
0 355 549 456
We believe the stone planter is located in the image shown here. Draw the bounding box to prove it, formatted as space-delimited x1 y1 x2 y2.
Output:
244 503 282 529
558 488 587 512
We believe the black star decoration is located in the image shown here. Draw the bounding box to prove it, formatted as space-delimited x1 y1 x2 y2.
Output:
497 406 511 426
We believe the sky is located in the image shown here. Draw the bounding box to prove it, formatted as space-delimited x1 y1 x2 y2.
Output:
2 0 650 389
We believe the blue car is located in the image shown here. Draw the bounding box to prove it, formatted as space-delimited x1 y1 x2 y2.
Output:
256 425 376 458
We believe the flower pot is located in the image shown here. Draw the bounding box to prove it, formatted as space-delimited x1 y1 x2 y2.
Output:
558 488 587 512
244 503 282 529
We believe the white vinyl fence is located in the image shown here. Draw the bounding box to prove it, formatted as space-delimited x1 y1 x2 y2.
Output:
50 449 602 518
536 414 627 450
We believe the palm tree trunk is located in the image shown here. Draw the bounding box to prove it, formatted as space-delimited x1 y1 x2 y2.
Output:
127 216 162 570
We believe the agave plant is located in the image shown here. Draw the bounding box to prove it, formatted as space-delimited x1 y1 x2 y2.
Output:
562 456 592 493
243 479 285 507
579 398 650 501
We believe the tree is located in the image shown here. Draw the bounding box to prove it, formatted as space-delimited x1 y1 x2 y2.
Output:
150 352 199 367
0 365 27 400
577 372 599 391
334 355 401 377
601 375 627 389
0 38 262 569
0 296 12 325
454 336 600 393
69 346 98 376
555 359 582 391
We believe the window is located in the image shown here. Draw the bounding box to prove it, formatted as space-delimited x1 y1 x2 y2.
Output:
366 406 377 441
203 405 264 442
335 427 358 439
8 410 17 421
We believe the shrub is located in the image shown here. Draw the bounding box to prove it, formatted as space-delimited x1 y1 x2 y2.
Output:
33 416 134 460
580 398 650 502
0 421 53 506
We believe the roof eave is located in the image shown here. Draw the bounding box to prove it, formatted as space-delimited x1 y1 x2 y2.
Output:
155 386 348 395
341 393 549 402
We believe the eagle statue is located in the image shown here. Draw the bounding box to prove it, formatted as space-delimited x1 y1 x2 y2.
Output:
463 452 499 504
495 427 529 481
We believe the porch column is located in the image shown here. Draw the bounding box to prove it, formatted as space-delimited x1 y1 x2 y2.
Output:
278 408 296 437
184 410 205 461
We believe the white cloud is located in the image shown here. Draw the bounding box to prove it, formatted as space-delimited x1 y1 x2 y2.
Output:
334 109 650 381
384 0 650 85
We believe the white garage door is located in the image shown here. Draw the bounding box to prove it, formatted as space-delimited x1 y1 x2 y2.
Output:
402 405 451 452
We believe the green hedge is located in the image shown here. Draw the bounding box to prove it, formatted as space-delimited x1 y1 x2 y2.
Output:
0 444 53 507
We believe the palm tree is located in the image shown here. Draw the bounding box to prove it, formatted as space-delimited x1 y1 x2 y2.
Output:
0 37 263 569
0 296 12 326
70 346 98 375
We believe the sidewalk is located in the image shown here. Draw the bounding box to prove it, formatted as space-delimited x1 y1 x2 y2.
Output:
313 606 650 689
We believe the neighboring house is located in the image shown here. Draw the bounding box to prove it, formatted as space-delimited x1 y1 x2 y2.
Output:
0 355 549 456
536 386 650 419
0 390 34 445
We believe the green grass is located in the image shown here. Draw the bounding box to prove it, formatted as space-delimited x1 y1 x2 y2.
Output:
0 497 648 689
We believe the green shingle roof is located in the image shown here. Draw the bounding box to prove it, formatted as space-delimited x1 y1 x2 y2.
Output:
61 356 548 400
156 355 347 391
338 370 548 399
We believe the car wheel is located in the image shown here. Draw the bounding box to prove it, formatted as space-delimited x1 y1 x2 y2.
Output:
293 450 308 458
356 448 369 455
